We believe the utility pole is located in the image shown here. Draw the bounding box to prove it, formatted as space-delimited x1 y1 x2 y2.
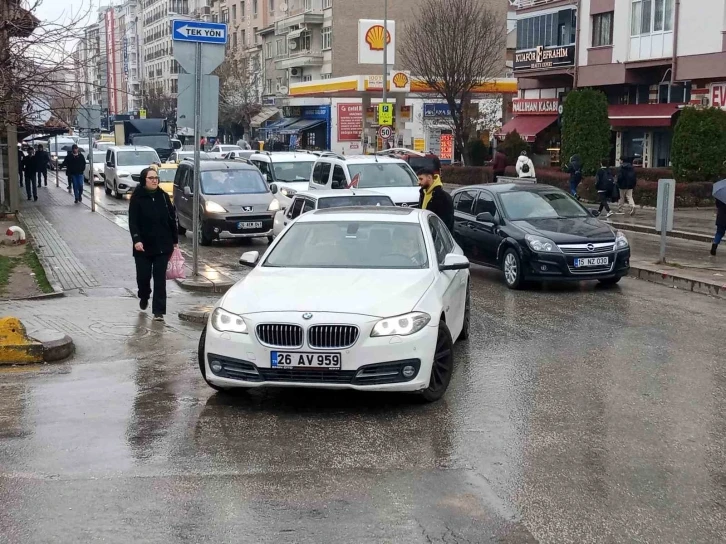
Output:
382 0 388 104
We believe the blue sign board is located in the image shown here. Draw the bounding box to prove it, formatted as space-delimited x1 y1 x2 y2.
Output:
172 20 228 44
423 103 451 118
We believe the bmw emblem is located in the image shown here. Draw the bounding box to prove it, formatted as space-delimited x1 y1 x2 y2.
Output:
587 244 595 252
302 313 313 320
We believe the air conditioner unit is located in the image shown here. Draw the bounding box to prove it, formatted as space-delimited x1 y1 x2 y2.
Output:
290 68 300 76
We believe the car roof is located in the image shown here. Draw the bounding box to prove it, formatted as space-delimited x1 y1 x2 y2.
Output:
108 145 157 152
297 206 421 223
250 152 318 162
328 155 408 165
182 160 259 171
452 183 560 194
295 189 391 200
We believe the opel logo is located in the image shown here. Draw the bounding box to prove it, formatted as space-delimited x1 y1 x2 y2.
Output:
587 244 595 252
302 313 313 320
400 203 409 207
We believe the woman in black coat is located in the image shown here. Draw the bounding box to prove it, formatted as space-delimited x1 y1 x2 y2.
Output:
711 199 726 256
128 168 179 320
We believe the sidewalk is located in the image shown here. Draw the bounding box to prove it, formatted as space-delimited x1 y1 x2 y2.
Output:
605 207 716 243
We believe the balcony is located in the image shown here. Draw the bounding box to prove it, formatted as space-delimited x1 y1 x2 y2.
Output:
275 0 324 34
275 50 324 70
514 0 563 8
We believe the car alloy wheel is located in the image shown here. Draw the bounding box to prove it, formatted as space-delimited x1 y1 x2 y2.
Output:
197 220 212 246
114 181 123 199
503 249 523 289
198 326 228 392
418 322 454 402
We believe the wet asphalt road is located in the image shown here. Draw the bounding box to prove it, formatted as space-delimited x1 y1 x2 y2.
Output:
2 184 726 542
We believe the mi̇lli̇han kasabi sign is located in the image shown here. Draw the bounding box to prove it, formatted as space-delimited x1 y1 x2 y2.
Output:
514 44 575 71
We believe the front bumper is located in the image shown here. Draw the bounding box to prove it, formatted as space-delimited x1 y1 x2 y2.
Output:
522 248 631 281
203 212 275 240
203 312 438 392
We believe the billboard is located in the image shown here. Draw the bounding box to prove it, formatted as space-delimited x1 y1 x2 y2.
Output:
337 104 363 142
358 20 396 65
514 45 575 71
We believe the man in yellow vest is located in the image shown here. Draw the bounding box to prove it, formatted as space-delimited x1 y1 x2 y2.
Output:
417 168 454 232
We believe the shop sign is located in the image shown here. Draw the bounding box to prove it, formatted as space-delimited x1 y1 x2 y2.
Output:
413 138 425 152
512 98 559 115
439 133 453 161
283 106 329 119
337 103 363 142
400 105 412 121
514 44 575 71
365 71 410 93
424 103 451 118
358 20 396 65
710 82 726 109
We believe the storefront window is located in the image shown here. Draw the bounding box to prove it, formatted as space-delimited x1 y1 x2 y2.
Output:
622 130 645 163
652 131 672 167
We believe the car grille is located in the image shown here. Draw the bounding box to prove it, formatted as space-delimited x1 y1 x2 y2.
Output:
397 202 419 208
256 324 303 348
558 242 615 255
131 174 140 182
258 368 357 384
308 325 359 349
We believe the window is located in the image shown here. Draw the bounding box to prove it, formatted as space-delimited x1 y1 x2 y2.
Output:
323 0 332 7
287 197 305 219
322 26 332 50
269 0 275 13
473 192 498 219
241 1 246 18
302 198 315 214
253 0 258 16
241 30 246 46
300 30 312 50
516 9 575 50
232 31 238 49
266 41 273 58
302 75 313 82
231 4 237 21
265 78 273 94
276 38 286 56
321 73 332 79
312 162 331 185
592 12 613 47
454 190 476 215
428 216 453 264
331 165 347 188
631 0 673 36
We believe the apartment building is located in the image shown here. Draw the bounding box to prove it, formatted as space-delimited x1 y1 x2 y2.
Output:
506 0 726 168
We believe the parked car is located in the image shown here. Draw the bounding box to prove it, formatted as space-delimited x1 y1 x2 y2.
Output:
173 160 279 245
450 183 631 289
156 163 178 197
308 154 420 207
377 148 441 174
223 149 256 161
198 206 470 402
103 146 161 199
248 151 318 208
207 144 242 159
271 189 395 237
167 150 210 164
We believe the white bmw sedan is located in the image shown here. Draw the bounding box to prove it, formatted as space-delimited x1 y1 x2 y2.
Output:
199 207 471 402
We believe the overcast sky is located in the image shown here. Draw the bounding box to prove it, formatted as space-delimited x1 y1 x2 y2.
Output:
34 0 98 25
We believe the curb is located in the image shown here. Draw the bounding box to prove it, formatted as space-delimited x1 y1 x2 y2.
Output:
610 221 713 244
178 305 214 324
16 212 65 297
0 318 74 365
628 262 726 300
175 276 234 294
31 329 75 362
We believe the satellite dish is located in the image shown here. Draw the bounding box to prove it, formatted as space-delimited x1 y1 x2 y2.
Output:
288 40 298 49
279 86 289 94
280 3 288 11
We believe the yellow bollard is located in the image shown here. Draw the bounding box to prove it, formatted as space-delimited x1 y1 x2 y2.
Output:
0 317 44 365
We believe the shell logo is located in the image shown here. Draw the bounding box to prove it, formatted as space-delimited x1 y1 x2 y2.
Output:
365 25 392 51
392 72 409 88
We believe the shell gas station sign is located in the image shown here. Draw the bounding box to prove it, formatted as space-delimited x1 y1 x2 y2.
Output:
359 19 396 65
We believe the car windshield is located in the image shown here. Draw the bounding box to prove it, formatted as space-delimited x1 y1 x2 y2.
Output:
49 141 75 153
347 163 418 189
265 221 428 269
317 196 395 209
94 142 113 152
157 169 176 182
117 151 160 166
132 135 171 148
499 190 590 220
271 161 314 182
201 169 268 195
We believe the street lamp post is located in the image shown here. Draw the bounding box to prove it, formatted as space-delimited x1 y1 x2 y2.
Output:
382 0 388 105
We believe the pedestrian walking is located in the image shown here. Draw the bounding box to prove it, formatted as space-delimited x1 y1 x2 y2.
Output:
515 151 536 179
492 149 507 183
35 144 50 187
23 148 38 201
595 158 615 218
18 145 24 187
566 154 582 197
710 199 726 256
616 156 637 215
61 145 86 204
64 149 73 193
417 167 454 232
128 168 179 321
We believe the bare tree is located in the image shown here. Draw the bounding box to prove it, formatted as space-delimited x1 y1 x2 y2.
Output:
400 0 505 165
216 55 261 140
141 83 176 120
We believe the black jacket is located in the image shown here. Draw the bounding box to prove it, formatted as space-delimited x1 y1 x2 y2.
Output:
62 153 86 175
617 163 637 190
35 150 50 172
566 156 582 185
595 167 614 193
717 199 726 229
129 187 179 257
419 185 454 232
23 153 37 175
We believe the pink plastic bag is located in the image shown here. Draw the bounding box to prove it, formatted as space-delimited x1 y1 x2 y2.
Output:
166 248 186 280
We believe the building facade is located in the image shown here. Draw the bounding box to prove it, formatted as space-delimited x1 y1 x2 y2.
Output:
506 0 726 168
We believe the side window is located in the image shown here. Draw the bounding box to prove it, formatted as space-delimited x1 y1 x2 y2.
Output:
318 162 332 186
331 165 347 189
255 160 272 181
105 150 112 165
288 198 305 219
429 216 453 264
455 190 476 215
173 166 183 187
302 198 315 213
473 192 498 219
311 163 323 184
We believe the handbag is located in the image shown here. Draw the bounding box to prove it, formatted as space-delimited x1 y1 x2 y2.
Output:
166 247 186 280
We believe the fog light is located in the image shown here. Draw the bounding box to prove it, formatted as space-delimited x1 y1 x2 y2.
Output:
402 365 416 379
210 360 223 374
213 227 220 233
540 264 548 271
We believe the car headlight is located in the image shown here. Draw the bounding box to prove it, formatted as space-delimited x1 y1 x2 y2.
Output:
205 200 227 213
280 188 296 198
615 230 629 249
525 234 561 253
210 308 248 334
371 312 431 337
118 171 131 178
268 199 281 211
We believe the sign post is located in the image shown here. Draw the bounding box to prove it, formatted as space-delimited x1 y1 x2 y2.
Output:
172 19 226 277
378 103 393 126
655 179 676 263
77 104 103 212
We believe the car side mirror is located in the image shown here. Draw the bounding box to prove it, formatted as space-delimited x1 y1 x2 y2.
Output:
183 186 192 197
439 253 470 271
476 212 498 224
239 251 260 267
269 183 278 194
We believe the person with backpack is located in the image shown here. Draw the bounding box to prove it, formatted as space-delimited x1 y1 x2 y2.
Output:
516 150 536 179
566 154 582 197
595 159 615 217
617 156 638 215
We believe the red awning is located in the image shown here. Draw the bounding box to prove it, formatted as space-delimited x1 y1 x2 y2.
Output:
496 115 558 142
608 104 681 128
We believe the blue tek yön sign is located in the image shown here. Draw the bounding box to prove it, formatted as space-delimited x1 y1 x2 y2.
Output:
172 20 228 44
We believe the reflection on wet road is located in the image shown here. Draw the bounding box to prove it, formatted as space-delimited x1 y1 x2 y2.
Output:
3 191 726 542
